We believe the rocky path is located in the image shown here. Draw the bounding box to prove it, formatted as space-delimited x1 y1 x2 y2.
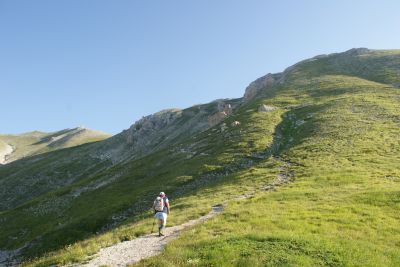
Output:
83 157 294 267
234 157 294 201
83 204 224 267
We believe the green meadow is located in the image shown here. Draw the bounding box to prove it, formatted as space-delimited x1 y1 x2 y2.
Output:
134 73 400 266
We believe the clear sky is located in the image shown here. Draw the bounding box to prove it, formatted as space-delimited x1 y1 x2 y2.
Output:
1 0 399 134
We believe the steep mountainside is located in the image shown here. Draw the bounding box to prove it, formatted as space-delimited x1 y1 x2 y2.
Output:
0 48 399 266
0 99 239 214
0 127 111 164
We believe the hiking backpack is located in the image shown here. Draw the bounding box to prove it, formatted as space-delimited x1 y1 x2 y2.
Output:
154 197 164 212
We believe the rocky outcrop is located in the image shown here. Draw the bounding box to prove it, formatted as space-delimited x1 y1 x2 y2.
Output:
243 72 287 102
208 102 233 127
95 102 228 163
258 104 276 112
0 142 13 164
242 48 378 103
100 108 193 162
243 73 276 101
125 109 182 146
343 47 370 56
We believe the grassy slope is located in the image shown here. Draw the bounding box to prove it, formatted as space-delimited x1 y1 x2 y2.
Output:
0 128 110 163
17 49 400 266
0 106 219 213
0 99 264 259
134 54 400 266
21 90 284 266
0 132 47 162
0 140 115 212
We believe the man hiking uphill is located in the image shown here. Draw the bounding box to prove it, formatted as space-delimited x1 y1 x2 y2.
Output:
152 192 170 236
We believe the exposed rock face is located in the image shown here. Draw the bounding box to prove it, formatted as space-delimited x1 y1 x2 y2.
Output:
243 73 276 101
95 102 228 164
242 48 376 103
243 72 287 102
92 110 183 164
125 109 182 146
0 143 13 164
258 104 276 112
208 102 233 127
343 47 370 56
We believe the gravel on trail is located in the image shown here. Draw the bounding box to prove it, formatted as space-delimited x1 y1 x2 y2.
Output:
82 159 293 267
83 205 223 267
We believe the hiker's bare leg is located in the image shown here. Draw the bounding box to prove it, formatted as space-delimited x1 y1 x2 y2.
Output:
158 219 164 236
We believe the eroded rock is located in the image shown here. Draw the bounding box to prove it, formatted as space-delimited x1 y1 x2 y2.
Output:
258 104 276 112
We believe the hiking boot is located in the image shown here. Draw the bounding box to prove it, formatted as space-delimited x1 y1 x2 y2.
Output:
159 232 164 237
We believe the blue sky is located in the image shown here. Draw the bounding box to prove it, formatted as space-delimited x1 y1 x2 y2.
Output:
1 0 399 134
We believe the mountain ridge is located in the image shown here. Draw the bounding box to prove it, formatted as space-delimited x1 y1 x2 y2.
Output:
0 127 111 165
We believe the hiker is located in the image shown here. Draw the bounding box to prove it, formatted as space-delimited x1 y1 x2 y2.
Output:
152 192 170 236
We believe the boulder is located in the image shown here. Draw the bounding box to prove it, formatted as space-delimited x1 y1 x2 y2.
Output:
231 121 240 127
258 104 276 112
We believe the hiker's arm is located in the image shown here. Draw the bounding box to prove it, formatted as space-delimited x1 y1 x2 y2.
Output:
166 201 170 214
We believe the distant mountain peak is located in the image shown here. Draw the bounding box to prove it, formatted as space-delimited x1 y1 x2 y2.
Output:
0 127 111 164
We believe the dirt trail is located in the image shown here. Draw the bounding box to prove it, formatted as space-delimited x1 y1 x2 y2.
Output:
234 157 294 200
83 205 223 267
83 158 294 267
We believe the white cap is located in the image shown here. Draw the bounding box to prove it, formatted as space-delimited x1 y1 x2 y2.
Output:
159 192 165 197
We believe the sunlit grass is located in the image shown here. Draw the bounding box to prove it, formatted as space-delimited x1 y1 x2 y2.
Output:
134 75 400 266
